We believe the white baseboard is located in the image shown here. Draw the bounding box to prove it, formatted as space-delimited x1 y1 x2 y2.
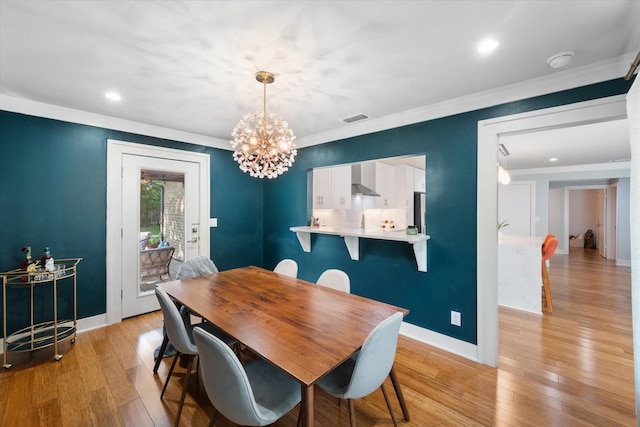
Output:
616 259 631 267
77 314 109 334
400 321 478 362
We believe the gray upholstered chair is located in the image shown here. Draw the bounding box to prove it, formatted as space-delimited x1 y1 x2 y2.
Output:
155 287 236 427
176 255 219 279
316 269 350 293
153 256 219 371
193 326 301 426
316 312 404 427
273 258 298 278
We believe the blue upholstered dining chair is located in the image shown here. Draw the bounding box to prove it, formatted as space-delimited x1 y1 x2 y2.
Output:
316 311 404 427
273 258 298 278
155 287 236 427
193 326 302 426
153 256 220 365
316 268 350 293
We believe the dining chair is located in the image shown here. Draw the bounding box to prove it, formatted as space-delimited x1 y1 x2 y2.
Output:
316 311 404 427
316 269 350 293
155 287 236 427
316 269 409 421
541 235 559 313
154 256 221 372
193 326 302 426
273 258 298 278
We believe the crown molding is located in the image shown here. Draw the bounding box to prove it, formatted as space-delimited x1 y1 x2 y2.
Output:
510 161 631 176
295 53 635 148
0 94 231 150
1 53 634 150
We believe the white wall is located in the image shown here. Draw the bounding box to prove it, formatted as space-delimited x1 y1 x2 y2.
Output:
616 178 631 264
569 189 602 243
549 188 564 250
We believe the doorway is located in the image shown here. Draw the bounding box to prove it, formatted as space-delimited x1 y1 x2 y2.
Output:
107 140 210 323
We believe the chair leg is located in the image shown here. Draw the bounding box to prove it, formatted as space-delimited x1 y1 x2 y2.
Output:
347 399 356 427
161 352 180 399
541 259 553 313
154 333 169 374
174 354 195 427
381 384 399 427
208 408 220 427
389 366 410 421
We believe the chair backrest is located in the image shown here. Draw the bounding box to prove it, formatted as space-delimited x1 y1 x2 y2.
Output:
343 312 403 399
176 256 219 279
543 233 555 248
193 326 266 426
542 236 558 261
316 269 350 293
155 287 197 355
273 259 298 278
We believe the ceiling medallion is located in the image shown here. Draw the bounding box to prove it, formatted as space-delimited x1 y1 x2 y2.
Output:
231 71 297 179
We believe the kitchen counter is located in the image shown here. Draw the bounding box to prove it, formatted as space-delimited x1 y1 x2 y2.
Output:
498 234 544 314
290 226 430 272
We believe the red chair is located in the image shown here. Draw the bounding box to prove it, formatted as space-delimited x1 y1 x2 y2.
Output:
541 235 558 313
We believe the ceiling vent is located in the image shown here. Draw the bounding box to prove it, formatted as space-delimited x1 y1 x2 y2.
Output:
343 113 369 124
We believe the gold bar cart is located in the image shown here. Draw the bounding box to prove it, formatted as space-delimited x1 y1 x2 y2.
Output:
1 258 81 368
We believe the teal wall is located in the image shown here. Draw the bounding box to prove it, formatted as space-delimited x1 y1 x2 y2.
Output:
0 77 633 342
0 112 263 332
263 78 633 344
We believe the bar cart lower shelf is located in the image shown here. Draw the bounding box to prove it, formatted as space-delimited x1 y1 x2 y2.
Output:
1 258 81 368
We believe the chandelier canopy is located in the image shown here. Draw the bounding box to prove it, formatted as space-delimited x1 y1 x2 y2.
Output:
231 71 297 179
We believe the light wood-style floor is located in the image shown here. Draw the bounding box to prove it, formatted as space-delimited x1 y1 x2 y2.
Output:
0 248 634 426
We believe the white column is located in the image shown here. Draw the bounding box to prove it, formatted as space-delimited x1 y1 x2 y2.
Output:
626 75 640 423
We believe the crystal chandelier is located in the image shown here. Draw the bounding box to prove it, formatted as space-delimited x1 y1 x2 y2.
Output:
231 71 297 179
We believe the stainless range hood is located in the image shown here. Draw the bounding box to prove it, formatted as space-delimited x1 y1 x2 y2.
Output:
351 164 380 196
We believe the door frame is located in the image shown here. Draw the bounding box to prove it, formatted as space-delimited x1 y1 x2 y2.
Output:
563 185 608 255
106 139 210 324
476 94 627 367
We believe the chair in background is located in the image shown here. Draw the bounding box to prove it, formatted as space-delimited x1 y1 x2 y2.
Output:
193 326 301 426
155 287 237 426
273 259 298 278
153 256 220 373
541 235 558 313
316 269 350 293
316 312 404 427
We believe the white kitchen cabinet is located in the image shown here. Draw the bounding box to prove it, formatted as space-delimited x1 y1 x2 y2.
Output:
374 162 395 208
414 168 425 192
330 165 351 209
313 167 331 208
394 165 415 226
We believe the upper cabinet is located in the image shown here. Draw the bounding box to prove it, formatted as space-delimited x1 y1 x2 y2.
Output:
313 167 332 208
374 162 395 208
414 168 425 192
330 165 351 209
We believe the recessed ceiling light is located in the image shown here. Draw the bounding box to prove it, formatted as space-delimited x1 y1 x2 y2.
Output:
478 38 499 53
105 91 122 102
550 158 558 162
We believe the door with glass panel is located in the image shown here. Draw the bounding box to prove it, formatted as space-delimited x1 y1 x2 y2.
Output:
121 155 201 318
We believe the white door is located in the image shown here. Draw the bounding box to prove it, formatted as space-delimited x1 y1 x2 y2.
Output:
498 181 534 236
121 155 202 318
107 140 210 324
605 186 617 259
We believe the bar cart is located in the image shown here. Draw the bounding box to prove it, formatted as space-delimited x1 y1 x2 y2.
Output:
1 258 81 368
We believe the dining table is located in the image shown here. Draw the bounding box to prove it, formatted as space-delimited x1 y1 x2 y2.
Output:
157 265 409 427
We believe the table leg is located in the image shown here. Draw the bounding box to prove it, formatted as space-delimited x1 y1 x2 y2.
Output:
302 384 314 427
389 366 410 421
153 334 169 374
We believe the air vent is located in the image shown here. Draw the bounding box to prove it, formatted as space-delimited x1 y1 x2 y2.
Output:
343 113 369 124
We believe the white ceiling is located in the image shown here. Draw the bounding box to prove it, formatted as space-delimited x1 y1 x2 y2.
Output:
1 1 638 170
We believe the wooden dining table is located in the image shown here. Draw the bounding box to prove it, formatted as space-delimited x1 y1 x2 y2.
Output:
157 265 409 427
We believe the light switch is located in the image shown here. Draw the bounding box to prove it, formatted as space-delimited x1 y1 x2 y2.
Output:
209 218 218 227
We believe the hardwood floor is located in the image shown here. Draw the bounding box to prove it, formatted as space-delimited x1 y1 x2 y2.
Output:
0 248 634 426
